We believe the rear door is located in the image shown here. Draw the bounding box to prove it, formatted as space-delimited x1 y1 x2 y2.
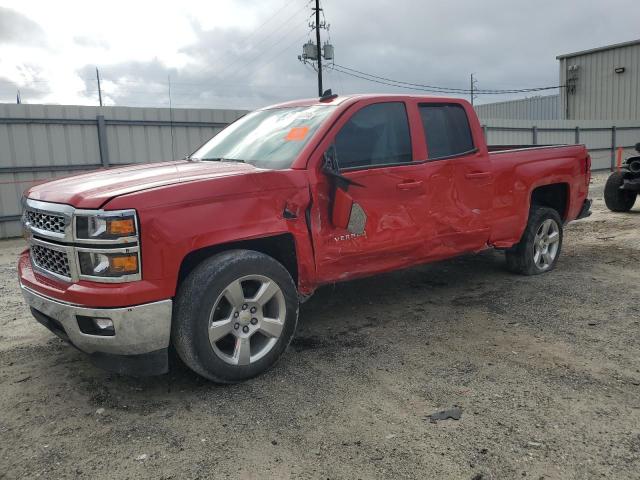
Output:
309 100 430 282
417 102 493 254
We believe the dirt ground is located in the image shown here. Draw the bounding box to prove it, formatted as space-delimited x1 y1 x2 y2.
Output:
0 171 638 480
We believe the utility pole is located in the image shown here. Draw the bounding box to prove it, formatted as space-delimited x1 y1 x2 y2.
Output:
470 73 475 106
16 89 21 104
168 75 176 160
298 1 333 96
314 0 322 96
96 67 103 107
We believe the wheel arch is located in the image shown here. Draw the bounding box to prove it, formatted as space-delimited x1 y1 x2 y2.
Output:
530 182 570 220
177 233 299 292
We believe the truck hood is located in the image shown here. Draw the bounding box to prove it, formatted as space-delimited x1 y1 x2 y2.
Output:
26 160 258 209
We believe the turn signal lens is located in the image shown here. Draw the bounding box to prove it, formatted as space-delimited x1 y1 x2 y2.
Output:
109 255 138 273
107 218 135 236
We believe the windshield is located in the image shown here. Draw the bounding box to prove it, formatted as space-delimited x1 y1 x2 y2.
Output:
191 105 334 169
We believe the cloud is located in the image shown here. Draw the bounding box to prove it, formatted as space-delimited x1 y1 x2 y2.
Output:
73 35 109 49
0 6 45 46
1 0 639 108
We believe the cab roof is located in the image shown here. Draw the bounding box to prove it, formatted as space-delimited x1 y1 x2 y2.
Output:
263 93 467 110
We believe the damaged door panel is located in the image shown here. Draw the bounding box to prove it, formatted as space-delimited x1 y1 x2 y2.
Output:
417 102 493 256
310 101 430 281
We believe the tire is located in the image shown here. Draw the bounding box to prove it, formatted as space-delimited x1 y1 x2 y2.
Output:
172 250 299 383
505 206 563 275
604 172 636 212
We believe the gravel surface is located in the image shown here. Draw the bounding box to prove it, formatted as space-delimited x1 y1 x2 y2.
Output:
0 172 638 479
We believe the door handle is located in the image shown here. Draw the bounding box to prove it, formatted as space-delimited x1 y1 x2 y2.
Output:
465 172 492 180
396 180 423 190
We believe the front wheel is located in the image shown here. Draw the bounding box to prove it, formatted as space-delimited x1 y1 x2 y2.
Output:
172 250 299 383
505 207 563 275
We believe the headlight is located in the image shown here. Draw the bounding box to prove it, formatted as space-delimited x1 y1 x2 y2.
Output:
74 209 141 282
75 210 137 241
78 249 140 279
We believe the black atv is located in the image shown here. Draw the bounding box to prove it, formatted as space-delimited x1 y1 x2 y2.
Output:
604 142 640 212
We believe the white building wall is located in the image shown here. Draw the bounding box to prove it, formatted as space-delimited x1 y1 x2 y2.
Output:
475 95 560 121
558 40 640 120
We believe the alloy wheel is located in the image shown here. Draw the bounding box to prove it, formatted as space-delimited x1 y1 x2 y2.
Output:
533 218 560 271
208 274 286 366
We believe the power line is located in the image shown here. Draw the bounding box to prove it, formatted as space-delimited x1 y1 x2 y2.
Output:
228 22 312 79
333 63 565 94
334 64 470 92
188 0 307 81
331 65 459 94
246 29 313 77
241 0 299 44
221 0 313 79
0 79 51 85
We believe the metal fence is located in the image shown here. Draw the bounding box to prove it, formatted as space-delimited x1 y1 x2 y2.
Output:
0 104 246 238
1 104 639 239
480 119 640 172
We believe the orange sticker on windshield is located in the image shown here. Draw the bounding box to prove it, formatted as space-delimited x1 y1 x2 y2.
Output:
285 126 309 141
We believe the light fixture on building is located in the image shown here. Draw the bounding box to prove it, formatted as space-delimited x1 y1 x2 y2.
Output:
614 67 625 74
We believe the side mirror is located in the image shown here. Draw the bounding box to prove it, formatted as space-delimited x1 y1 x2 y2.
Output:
323 145 339 173
322 146 366 235
322 146 363 189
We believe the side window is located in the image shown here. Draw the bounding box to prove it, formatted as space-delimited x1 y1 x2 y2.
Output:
335 102 412 169
419 104 474 159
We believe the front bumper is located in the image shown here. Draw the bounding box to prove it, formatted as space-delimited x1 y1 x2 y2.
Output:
21 284 172 375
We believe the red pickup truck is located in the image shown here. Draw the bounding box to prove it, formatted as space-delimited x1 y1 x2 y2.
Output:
18 94 592 382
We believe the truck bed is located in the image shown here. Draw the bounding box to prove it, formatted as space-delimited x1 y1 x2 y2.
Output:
486 143 590 247
488 144 569 153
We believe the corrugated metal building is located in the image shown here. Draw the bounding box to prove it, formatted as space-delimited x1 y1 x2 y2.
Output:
474 95 559 120
558 39 640 120
477 39 640 121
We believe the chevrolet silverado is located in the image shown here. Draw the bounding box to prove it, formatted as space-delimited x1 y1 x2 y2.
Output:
18 94 592 382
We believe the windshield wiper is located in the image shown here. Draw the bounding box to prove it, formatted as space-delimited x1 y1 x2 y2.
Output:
202 157 246 163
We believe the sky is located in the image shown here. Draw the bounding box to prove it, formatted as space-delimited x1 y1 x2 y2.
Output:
0 0 638 110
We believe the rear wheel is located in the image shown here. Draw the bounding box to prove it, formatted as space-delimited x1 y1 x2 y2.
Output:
505 206 563 275
172 250 299 383
604 172 636 212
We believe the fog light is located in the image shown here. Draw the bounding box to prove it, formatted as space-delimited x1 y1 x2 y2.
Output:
95 318 114 331
77 315 115 336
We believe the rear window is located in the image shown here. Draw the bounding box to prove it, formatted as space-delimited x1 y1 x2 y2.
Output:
419 104 474 159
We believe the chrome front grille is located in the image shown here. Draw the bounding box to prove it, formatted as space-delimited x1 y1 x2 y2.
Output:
26 210 66 234
22 198 141 283
31 244 71 279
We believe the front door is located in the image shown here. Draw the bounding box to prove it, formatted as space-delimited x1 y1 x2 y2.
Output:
310 101 430 283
